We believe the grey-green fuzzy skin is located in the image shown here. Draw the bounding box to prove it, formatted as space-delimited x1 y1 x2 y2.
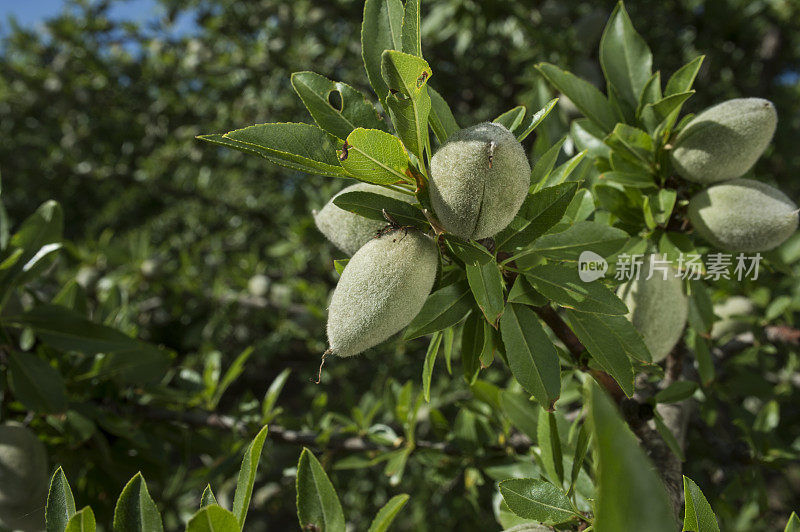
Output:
688 178 799 252
670 98 777 184
327 229 438 357
313 183 412 256
429 122 530 240
0 423 48 532
618 257 688 363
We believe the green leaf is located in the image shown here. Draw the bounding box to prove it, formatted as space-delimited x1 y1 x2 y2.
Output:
185 505 240 532
339 128 412 184
367 494 410 532
443 235 494 265
538 410 564 486
682 476 721 532
499 304 561 409
361 0 404 106
524 264 628 315
568 424 590 495
645 91 694 124
211 346 253 408
403 281 472 340
333 190 426 229
541 150 587 189
496 182 579 252
262 368 291 423
654 413 685 462
530 137 566 187
535 63 617 132
495 106 527 133
232 425 269 528
65 507 96 532
52 281 88 315
507 276 547 307
46 467 76 532
517 98 559 142
514 221 629 263
604 124 654 166
666 56 705 96
500 391 539 440
291 72 386 141
654 381 698 404
499 478 577 524
381 50 430 98
599 1 653 108
428 87 459 143
219 123 345 177
8 351 68 413
112 473 164 532
0 200 63 302
597 171 655 189
461 312 487 384
465 260 506 326
422 332 442 402
401 0 421 57
296 448 346 532
587 382 677 532
785 512 800 532
200 486 217 509
688 330 714 386
564 310 637 396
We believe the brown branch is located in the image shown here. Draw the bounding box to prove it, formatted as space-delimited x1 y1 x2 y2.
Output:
127 405 535 456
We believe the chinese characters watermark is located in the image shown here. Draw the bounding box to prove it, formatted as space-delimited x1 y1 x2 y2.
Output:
611 253 761 282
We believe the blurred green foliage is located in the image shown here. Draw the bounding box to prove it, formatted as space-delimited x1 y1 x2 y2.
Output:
0 0 799 530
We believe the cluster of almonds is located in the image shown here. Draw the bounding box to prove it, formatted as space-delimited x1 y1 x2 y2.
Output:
314 123 529 358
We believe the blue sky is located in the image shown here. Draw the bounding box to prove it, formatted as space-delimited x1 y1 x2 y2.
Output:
1 0 182 34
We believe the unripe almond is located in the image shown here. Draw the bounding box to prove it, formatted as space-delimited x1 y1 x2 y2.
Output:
313 183 412 256
0 423 48 508
618 257 688 363
688 178 799 252
670 98 777 184
326 229 438 357
429 122 530 240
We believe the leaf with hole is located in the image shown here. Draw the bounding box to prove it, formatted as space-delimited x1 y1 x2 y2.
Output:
291 72 386 140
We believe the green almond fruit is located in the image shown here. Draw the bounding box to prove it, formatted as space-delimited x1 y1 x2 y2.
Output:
618 256 688 363
429 122 530 240
326 229 438 357
0 423 48 508
688 178 799 252
671 98 777 184
313 183 412 256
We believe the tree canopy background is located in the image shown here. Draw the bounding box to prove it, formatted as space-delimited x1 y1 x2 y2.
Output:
1 0 799 529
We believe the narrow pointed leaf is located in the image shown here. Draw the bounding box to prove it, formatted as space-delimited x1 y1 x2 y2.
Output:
517 98 559 141
404 281 472 340
494 106 526 133
535 63 617 132
367 494 410 532
428 87 459 142
495 182 579 251
524 264 628 315
361 0 404 105
499 478 578 524
221 123 345 177
296 448 346 532
499 304 561 409
186 505 239 532
232 425 269 528
46 467 76 532
422 332 442 402
465 260 505 326
112 473 164 532
564 310 637 396
538 410 564 486
401 0 421 57
587 382 677 532
599 2 653 107
682 476 720 532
